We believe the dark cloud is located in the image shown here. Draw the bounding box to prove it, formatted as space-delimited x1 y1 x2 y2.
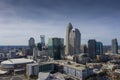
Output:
0 0 120 45
2 0 120 19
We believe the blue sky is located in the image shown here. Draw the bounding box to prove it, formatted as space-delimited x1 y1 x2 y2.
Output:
0 0 120 45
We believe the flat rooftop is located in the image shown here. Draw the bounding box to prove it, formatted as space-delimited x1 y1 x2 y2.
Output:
28 60 86 70
1 58 35 65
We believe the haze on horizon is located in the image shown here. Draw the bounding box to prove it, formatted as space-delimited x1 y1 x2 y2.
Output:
0 0 120 45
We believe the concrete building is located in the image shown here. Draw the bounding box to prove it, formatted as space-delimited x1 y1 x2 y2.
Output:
88 39 96 59
26 62 54 77
65 23 73 55
26 60 94 80
65 23 81 55
73 53 91 64
112 38 118 54
1 58 35 75
48 38 64 60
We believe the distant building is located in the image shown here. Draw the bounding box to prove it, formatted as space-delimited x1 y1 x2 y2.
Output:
80 45 88 53
26 63 54 77
65 23 81 55
88 39 96 59
29 37 35 48
1 58 35 74
37 43 42 51
73 53 91 64
48 38 64 60
26 60 94 80
112 38 118 54
33 47 38 60
65 23 73 55
96 42 103 55
9 51 17 59
40 35 45 47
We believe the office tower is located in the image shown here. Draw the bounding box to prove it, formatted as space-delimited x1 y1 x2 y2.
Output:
69 28 81 55
96 42 103 55
112 38 118 54
65 23 81 55
65 23 73 55
40 35 45 47
48 38 64 60
88 39 96 59
29 37 35 48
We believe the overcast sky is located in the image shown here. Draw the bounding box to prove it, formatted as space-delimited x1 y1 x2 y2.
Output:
0 0 120 45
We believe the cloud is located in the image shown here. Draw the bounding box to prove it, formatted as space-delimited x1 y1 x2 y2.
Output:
0 0 120 45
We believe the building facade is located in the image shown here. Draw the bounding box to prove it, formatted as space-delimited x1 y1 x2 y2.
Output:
29 37 35 48
40 35 45 48
65 23 81 55
48 38 64 60
96 42 103 55
112 38 118 54
88 39 96 59
65 23 73 55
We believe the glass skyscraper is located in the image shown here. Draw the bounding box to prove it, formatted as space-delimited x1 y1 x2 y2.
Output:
48 38 64 60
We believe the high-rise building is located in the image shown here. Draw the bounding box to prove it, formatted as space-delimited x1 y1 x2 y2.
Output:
29 37 35 48
69 28 81 55
48 38 64 60
65 23 81 55
40 35 45 47
65 23 73 55
112 38 118 54
88 39 96 59
96 42 103 55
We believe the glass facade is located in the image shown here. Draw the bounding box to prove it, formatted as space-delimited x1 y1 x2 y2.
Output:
48 38 64 60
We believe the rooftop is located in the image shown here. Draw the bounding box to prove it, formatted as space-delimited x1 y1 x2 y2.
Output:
1 58 35 65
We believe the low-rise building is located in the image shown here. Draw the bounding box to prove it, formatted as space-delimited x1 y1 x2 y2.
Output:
26 60 94 80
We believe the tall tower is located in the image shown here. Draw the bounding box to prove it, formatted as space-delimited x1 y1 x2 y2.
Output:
75 28 81 54
40 35 45 47
29 37 35 48
96 42 103 55
48 38 64 60
65 23 81 55
65 23 73 55
88 39 96 59
112 38 118 54
69 28 81 55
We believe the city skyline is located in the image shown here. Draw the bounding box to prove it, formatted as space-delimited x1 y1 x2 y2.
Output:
0 0 120 45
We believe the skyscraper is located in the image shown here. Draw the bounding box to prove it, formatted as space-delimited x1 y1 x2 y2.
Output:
65 23 73 55
40 35 45 47
88 39 96 59
65 23 81 55
29 37 35 48
96 42 103 55
48 38 64 60
112 38 118 54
